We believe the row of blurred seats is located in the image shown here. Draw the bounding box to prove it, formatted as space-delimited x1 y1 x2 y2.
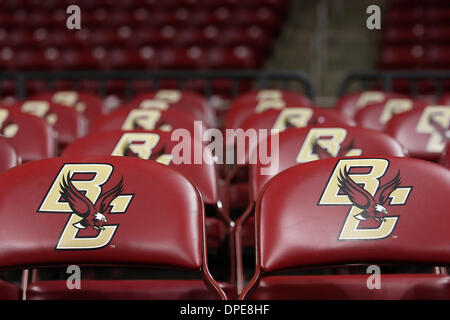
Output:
0 0 287 71
0 88 449 300
0 26 272 50
0 0 288 11
381 0 450 69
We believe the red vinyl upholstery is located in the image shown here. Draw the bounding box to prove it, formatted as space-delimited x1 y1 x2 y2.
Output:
62 130 227 248
335 91 408 120
27 280 235 300
32 91 108 124
6 101 87 148
0 156 226 300
0 280 20 300
240 157 450 299
385 105 450 161
251 275 450 300
235 107 354 165
0 139 19 173
355 98 427 131
0 107 56 162
235 127 407 293
249 126 407 202
89 108 203 135
124 90 216 127
225 106 353 211
224 89 313 130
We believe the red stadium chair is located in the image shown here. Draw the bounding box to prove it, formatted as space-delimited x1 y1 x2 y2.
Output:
124 90 216 127
335 91 408 120
240 157 450 299
235 126 407 293
0 281 20 300
32 91 108 124
240 107 354 132
89 108 204 136
62 130 230 250
225 89 313 130
354 98 427 131
0 156 229 300
0 107 56 162
6 100 88 149
225 106 353 210
385 105 450 161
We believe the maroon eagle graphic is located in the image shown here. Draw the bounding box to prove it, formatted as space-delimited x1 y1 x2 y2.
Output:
337 167 401 222
59 173 123 230
312 139 355 159
429 116 450 144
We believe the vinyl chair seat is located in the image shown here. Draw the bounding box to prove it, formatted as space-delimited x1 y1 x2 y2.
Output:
251 274 450 300
27 280 235 300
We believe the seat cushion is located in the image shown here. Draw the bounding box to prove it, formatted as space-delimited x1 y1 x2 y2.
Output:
0 280 20 300
27 280 235 300
250 274 450 300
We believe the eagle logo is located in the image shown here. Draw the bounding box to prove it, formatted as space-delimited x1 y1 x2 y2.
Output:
312 138 355 159
337 167 401 222
59 173 124 231
429 115 450 145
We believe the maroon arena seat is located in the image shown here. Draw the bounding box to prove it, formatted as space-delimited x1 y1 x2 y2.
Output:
240 157 450 299
225 106 353 210
354 98 427 131
0 139 19 173
224 89 313 130
335 91 408 120
240 106 354 132
0 156 228 300
235 126 407 293
89 108 203 136
123 89 216 127
6 100 87 149
0 281 20 300
235 106 354 163
32 91 108 124
0 107 56 162
62 130 229 249
385 105 450 161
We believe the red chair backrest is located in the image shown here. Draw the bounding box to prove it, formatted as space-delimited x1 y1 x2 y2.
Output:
336 91 408 120
249 126 407 201
229 107 354 165
0 107 56 162
89 108 203 136
241 107 354 132
62 130 218 204
224 89 313 130
385 105 450 161
124 90 215 127
0 156 220 296
355 98 427 131
32 91 107 123
6 100 87 146
244 157 450 296
0 139 19 173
